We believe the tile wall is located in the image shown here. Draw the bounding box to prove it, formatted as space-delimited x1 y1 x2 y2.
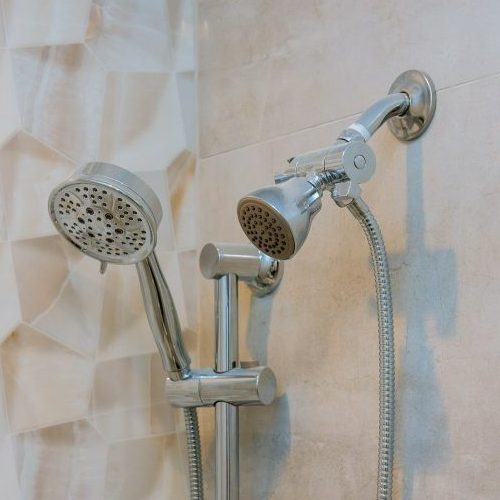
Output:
0 1 197 498
198 1 500 499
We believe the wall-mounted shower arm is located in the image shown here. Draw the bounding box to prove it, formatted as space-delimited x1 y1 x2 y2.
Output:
341 92 410 142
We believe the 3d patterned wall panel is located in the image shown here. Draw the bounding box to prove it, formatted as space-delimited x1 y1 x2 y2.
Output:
0 1 197 498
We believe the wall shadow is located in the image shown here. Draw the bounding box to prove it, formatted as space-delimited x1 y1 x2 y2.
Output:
240 289 291 499
389 141 457 499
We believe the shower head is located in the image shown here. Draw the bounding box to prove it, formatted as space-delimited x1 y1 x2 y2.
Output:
237 176 323 260
49 161 191 380
48 162 162 265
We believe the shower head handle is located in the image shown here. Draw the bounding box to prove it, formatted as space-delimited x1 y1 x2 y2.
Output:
136 252 191 380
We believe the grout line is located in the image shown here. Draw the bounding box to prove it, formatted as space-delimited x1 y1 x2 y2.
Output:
199 70 500 161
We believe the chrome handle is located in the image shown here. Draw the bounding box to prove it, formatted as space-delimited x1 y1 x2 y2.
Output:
136 251 191 380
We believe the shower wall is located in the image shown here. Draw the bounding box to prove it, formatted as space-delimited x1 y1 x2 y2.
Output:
0 1 198 498
197 1 500 499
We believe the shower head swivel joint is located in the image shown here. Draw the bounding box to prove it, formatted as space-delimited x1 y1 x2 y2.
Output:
237 70 436 260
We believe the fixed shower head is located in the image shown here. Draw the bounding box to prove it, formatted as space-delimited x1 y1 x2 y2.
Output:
49 162 162 265
237 176 323 260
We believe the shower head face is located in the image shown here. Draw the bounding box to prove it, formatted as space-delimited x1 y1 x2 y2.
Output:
237 176 322 260
49 162 163 265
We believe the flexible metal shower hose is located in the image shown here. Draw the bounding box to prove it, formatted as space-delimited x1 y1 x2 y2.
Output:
184 408 204 499
347 198 395 500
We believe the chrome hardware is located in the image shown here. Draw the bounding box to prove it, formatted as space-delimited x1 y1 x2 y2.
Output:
165 367 277 408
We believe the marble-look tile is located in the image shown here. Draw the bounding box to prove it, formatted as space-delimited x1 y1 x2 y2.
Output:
86 0 171 72
33 256 105 356
198 0 500 156
0 49 21 149
156 251 188 333
11 44 107 164
176 71 197 152
167 0 195 72
105 434 186 499
1 324 93 432
2 0 92 48
167 151 197 250
99 72 187 173
177 250 199 335
0 436 20 499
10 235 80 323
13 420 107 499
92 353 176 442
98 261 156 362
0 132 76 241
91 355 151 415
0 242 21 342
135 170 176 252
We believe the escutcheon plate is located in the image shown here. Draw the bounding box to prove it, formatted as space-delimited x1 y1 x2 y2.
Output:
387 70 436 141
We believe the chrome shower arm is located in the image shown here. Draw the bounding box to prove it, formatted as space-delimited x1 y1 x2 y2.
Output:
341 93 410 142
136 251 191 381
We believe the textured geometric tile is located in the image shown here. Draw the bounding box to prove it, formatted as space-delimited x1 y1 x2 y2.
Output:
3 0 92 48
0 49 21 148
0 242 21 343
12 420 107 500
86 0 171 72
167 0 195 72
105 434 186 499
98 262 156 362
167 151 197 250
177 250 199 334
33 256 105 356
175 71 196 152
1 324 94 432
10 235 79 323
98 72 186 173
0 132 76 241
11 44 107 164
0 436 20 499
134 169 176 252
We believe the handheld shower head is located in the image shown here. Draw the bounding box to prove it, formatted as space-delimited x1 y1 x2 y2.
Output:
237 176 323 260
48 162 190 380
49 162 162 266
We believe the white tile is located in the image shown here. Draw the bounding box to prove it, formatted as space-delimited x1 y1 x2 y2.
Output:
86 0 171 72
167 0 195 72
13 420 107 500
98 261 157 362
33 256 105 356
0 436 20 499
11 45 107 164
167 151 197 250
99 72 187 173
105 434 186 499
0 242 21 343
1 324 93 432
0 49 21 148
3 0 92 48
0 132 76 241
10 235 79 323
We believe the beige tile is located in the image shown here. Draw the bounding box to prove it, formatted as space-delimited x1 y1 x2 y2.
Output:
1 325 93 432
199 0 500 156
0 132 76 241
99 72 187 174
0 242 21 343
11 45 107 164
13 420 107 500
86 0 171 72
3 0 92 48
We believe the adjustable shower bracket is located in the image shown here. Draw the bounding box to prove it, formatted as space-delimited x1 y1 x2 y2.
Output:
164 243 283 500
